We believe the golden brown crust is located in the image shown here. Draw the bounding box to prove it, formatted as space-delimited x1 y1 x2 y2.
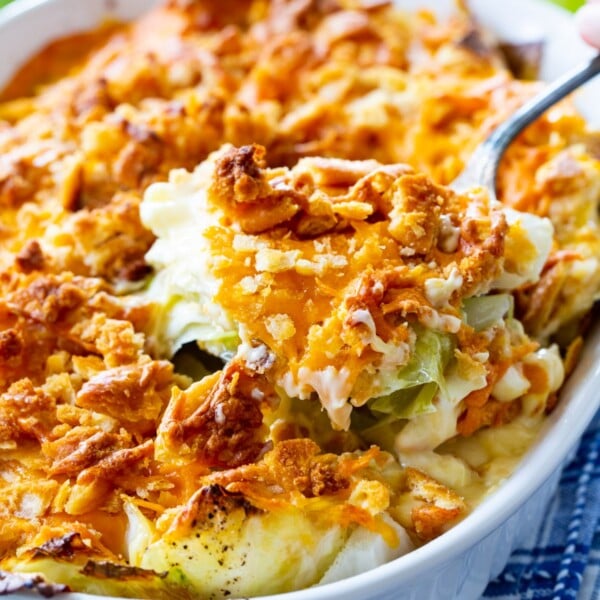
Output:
387 174 443 255
0 379 57 445
14 240 45 273
45 430 128 478
203 438 350 500
403 467 466 542
200 438 374 516
212 144 305 233
156 359 275 469
76 361 174 430
0 271 184 556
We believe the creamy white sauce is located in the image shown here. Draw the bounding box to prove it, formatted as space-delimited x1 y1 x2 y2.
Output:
492 365 531 403
424 267 463 308
493 208 554 290
294 366 354 430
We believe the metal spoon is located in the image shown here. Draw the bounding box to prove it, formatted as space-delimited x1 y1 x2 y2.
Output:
451 53 600 198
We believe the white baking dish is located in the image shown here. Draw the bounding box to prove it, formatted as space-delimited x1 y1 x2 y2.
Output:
1 0 599 598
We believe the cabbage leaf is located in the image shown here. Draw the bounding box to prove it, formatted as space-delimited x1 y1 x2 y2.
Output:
462 294 513 331
368 329 454 420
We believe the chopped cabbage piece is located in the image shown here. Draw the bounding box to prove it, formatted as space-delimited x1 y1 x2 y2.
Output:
319 515 413 585
10 558 194 600
368 329 454 419
492 208 553 290
140 167 239 359
462 294 513 331
130 489 348 598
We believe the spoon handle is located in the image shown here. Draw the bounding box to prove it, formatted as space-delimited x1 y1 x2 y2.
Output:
452 53 600 196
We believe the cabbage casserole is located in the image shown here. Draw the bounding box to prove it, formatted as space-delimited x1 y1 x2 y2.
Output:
0 0 599 598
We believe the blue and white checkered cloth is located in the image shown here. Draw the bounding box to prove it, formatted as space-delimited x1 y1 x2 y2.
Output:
482 409 600 599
